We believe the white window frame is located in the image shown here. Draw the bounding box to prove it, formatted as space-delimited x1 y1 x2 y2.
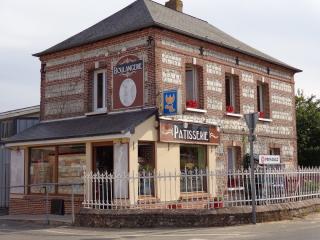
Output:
185 66 198 102
93 70 106 113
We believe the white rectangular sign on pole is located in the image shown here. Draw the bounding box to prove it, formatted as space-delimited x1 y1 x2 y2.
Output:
259 155 281 165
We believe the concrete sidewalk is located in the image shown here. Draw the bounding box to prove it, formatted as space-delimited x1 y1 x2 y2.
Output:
0 214 72 225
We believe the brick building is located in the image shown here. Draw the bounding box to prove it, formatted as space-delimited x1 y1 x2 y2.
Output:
6 0 300 214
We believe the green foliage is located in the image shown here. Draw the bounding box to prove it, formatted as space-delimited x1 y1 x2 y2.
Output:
296 90 320 166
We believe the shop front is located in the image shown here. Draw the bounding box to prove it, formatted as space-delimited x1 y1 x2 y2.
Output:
5 109 157 214
6 109 221 212
153 119 220 203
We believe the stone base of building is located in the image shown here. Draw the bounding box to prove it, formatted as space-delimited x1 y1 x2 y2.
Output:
9 195 83 215
75 198 320 228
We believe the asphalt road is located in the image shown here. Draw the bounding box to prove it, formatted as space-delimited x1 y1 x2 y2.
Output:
0 213 320 240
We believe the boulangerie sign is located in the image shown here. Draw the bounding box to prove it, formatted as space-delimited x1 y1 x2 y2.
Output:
113 55 144 110
159 120 220 145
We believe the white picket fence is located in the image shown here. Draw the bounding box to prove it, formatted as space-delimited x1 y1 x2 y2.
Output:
82 167 320 210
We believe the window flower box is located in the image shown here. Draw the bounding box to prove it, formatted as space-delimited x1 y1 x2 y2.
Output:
226 105 234 113
186 100 198 109
259 111 265 118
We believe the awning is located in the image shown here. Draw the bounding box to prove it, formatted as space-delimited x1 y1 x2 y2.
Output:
5 108 157 145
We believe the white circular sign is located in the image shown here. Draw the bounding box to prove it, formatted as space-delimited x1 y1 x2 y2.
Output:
119 78 137 107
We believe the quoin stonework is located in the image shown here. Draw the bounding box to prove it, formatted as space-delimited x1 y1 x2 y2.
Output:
5 0 301 215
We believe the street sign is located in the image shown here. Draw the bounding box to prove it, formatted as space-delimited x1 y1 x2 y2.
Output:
244 112 259 131
259 155 281 165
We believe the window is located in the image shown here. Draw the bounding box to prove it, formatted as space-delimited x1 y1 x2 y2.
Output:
29 147 56 193
257 82 270 118
270 148 280 155
0 120 15 139
138 142 155 173
138 142 155 196
227 146 241 188
227 147 240 172
29 144 86 194
185 65 199 108
225 75 240 113
58 145 86 194
93 70 106 112
180 145 207 193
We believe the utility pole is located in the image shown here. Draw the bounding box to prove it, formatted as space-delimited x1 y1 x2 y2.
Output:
244 112 259 224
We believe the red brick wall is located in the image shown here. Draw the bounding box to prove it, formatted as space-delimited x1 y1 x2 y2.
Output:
40 29 156 121
38 26 298 167
153 29 297 168
9 195 83 215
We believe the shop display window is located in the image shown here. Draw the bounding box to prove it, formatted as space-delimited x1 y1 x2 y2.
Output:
29 144 86 195
180 145 207 193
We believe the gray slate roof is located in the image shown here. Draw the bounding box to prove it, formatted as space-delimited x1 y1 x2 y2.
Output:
34 0 300 72
5 109 157 143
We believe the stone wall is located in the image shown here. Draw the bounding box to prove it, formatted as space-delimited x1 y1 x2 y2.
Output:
75 198 320 228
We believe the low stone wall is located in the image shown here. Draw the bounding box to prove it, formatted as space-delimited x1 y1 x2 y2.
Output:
75 198 320 228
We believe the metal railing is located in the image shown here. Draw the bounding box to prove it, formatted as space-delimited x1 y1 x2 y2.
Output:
83 167 320 210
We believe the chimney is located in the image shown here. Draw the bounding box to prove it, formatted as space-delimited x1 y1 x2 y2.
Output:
165 0 183 12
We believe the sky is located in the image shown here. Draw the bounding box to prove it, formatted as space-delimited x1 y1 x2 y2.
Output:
0 0 319 112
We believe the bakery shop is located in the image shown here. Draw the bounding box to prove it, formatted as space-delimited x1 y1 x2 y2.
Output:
5 0 299 215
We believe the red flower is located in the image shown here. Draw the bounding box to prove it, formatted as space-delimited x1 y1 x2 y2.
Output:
259 111 265 118
226 105 234 113
186 100 198 108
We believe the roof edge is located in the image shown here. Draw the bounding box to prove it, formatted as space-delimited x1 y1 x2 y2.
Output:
5 132 132 146
4 108 158 144
33 22 301 73
0 105 40 120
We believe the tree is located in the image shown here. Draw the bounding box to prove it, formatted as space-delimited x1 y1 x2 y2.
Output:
296 90 320 166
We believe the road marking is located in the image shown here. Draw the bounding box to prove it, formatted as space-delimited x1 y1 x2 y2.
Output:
150 233 244 237
42 229 99 236
40 229 250 238
187 239 208 240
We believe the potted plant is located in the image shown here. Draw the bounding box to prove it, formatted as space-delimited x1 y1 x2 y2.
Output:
214 196 224 208
208 196 224 208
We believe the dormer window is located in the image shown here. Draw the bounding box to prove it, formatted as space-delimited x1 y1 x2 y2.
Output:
93 70 106 112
